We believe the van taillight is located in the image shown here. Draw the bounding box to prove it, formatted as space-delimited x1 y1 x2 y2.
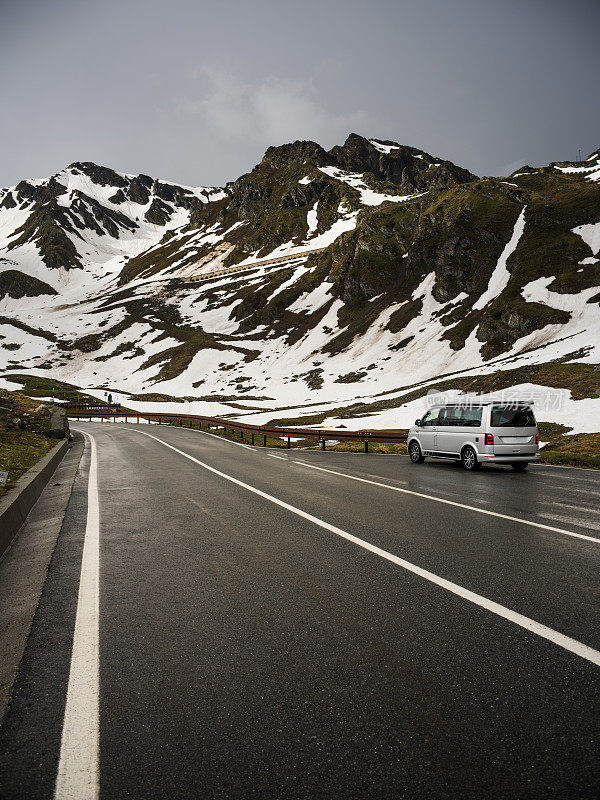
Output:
535 434 539 444
485 434 494 445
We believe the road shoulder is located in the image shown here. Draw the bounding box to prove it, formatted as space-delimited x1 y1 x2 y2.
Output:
0 432 85 723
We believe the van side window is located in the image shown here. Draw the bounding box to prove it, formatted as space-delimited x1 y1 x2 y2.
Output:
420 409 439 427
438 408 460 426
458 408 483 427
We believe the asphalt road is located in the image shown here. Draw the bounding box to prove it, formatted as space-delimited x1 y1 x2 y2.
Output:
1 421 599 799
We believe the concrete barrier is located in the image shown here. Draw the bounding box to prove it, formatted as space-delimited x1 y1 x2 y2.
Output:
0 439 69 559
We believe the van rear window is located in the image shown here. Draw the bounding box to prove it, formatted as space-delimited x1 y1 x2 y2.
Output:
490 406 536 428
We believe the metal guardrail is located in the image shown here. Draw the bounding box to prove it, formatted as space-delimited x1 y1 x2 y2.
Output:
65 407 407 452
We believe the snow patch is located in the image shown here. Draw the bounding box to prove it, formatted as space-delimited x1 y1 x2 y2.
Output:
368 140 399 154
554 160 600 182
288 280 333 314
473 207 526 310
318 166 419 206
573 222 600 256
306 201 319 237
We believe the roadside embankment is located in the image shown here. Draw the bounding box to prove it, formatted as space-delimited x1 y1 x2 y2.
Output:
0 391 66 498
0 389 71 558
0 438 69 559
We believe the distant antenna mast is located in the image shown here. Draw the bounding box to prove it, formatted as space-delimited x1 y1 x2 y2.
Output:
578 148 582 163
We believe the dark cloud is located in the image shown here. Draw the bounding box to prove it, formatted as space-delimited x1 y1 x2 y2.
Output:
1 0 598 186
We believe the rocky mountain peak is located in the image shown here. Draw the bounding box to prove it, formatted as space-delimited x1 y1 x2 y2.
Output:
254 133 478 197
329 133 478 193
261 140 332 169
67 161 129 188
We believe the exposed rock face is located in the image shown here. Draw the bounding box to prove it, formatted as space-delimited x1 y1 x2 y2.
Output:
108 189 127 204
0 270 58 300
128 174 153 205
259 134 478 195
280 181 323 210
144 198 173 225
14 181 38 203
7 196 83 270
69 161 128 188
330 133 478 194
476 303 572 360
262 140 331 169
0 192 16 210
153 180 200 210
47 408 69 439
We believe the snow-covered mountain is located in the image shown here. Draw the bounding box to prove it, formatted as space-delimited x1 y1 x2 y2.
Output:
1 135 599 432
0 161 225 293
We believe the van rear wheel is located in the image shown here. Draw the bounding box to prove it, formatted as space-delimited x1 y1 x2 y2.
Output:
461 446 481 471
511 462 528 471
409 442 425 464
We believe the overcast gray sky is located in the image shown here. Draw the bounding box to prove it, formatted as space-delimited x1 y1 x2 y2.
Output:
1 0 599 187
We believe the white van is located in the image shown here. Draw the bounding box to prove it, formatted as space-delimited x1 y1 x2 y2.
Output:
407 401 540 471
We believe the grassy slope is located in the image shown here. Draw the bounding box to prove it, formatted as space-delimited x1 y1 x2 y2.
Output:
2 374 93 402
0 390 57 498
536 424 600 469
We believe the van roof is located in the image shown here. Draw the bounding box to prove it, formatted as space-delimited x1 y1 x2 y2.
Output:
428 400 533 408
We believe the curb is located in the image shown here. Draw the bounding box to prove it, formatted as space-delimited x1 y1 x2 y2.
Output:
0 438 70 560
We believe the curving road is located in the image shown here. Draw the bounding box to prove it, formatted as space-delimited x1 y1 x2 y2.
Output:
1 421 599 799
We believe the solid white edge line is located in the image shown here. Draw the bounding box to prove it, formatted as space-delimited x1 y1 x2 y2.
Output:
290 460 600 545
132 429 600 668
55 432 100 800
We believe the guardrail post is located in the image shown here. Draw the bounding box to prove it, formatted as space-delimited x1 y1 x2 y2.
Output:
240 430 243 441
364 440 369 454
263 434 267 447
137 416 139 424
287 437 290 449
251 433 254 446
321 439 326 451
